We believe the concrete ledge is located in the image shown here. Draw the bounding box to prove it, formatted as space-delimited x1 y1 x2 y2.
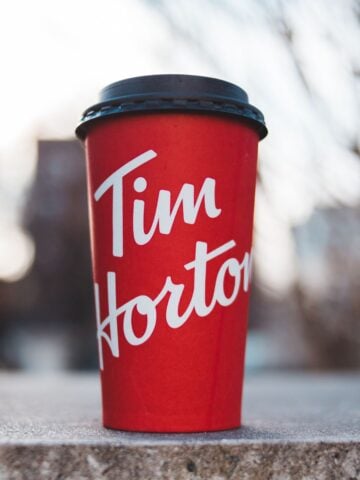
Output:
0 373 359 479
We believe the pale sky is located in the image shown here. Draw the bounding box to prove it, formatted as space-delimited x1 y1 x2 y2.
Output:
0 0 359 292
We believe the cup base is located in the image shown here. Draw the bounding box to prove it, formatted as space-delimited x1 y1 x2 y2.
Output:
103 415 241 433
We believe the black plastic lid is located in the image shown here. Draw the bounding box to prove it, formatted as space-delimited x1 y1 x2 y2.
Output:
75 74 267 140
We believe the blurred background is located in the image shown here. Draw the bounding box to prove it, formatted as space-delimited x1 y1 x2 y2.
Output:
0 0 359 372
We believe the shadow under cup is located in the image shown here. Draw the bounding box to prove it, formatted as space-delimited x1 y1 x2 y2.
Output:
76 74 267 432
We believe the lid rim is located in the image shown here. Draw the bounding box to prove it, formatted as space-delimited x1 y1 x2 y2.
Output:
75 104 267 141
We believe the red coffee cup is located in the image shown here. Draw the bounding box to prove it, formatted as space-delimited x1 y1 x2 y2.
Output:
76 75 267 432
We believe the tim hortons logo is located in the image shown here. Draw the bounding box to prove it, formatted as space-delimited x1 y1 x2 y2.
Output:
93 150 251 370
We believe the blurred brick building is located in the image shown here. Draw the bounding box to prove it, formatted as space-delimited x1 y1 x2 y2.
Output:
0 140 96 370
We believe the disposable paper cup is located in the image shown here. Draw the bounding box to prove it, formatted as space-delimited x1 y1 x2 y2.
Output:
76 74 267 432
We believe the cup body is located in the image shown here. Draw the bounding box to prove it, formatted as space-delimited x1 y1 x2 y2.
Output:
84 110 260 432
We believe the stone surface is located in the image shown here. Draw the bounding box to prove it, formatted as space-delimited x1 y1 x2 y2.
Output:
0 372 359 479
